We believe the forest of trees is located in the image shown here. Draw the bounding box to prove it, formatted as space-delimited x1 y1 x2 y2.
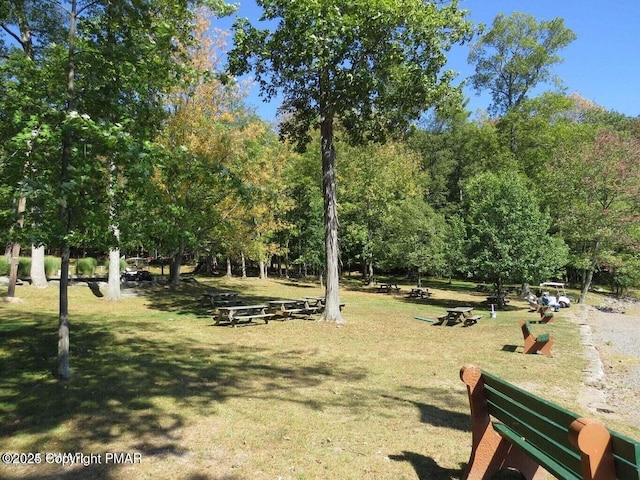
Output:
2 2 640 373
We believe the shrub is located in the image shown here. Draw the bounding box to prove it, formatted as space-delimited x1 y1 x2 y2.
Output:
44 256 60 277
0 258 9 276
17 257 31 276
76 257 98 276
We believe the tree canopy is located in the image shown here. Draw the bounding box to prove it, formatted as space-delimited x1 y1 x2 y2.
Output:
228 0 474 322
468 11 576 117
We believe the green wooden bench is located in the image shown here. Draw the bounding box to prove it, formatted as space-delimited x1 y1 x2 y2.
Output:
460 364 640 480
520 319 554 357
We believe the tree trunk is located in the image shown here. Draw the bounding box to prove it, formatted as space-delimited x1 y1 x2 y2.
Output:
226 256 232 276
6 0 35 299
7 242 21 298
259 260 266 279
241 251 247 278
106 248 122 300
58 0 77 380
7 195 27 297
319 110 344 323
30 245 48 288
579 268 594 304
579 242 601 304
169 240 184 286
58 246 71 379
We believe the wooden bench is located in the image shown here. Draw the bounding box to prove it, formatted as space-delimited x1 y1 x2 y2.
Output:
539 307 555 323
459 364 640 480
520 319 553 357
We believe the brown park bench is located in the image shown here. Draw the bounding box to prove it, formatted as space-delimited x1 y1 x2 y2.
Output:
539 305 555 323
520 319 554 357
459 364 640 480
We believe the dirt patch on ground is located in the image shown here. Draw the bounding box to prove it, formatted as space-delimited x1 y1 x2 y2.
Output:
570 302 640 430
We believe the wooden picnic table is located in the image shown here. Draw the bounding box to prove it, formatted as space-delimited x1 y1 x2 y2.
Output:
438 306 482 327
378 283 401 294
302 296 346 313
215 304 273 327
203 290 239 307
406 287 431 299
268 299 319 317
486 293 509 309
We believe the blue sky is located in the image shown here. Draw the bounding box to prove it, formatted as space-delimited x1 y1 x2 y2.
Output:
213 0 640 121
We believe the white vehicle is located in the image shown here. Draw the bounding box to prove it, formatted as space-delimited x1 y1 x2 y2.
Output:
539 282 571 308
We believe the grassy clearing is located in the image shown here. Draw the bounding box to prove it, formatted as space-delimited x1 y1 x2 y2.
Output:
1 276 637 480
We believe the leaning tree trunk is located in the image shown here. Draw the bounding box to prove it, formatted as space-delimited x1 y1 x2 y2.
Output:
579 268 595 304
319 111 344 323
7 196 27 298
30 244 48 288
579 242 601 304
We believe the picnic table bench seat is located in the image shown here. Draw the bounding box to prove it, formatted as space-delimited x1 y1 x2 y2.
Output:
459 364 640 480
520 319 553 357
233 313 276 322
215 304 272 327
464 314 482 326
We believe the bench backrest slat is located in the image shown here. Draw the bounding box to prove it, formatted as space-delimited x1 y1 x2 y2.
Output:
611 432 640 480
482 370 640 480
483 371 579 424
492 423 582 480
486 384 583 475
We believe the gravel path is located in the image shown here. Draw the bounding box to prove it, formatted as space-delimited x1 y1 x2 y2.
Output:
572 302 640 429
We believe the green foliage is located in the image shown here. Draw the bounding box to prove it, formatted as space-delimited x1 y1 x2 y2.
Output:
44 256 60 277
17 256 31 276
229 0 475 151
76 257 98 276
0 258 8 276
463 172 568 291
375 198 447 276
468 11 576 117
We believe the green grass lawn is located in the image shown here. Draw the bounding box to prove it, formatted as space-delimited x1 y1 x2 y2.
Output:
1 276 636 480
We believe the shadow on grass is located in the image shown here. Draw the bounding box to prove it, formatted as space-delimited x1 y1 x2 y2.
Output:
383 391 471 432
400 295 525 313
0 308 367 479
12 466 244 480
389 452 525 480
389 451 464 480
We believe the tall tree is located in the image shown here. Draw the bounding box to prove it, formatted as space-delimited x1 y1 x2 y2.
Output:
229 0 473 322
468 12 575 153
463 172 568 294
0 0 63 295
1 0 234 378
149 15 260 286
469 12 576 117
550 128 640 302
337 138 429 280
